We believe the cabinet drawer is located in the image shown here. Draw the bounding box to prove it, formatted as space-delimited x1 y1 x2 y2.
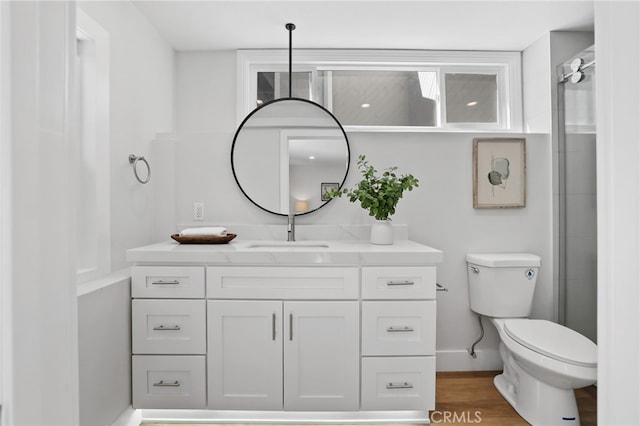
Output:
132 300 206 354
132 266 205 298
362 266 436 300
362 301 436 356
132 355 206 409
361 356 435 410
206 266 359 299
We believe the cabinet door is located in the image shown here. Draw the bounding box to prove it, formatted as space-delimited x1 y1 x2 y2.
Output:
207 300 283 410
284 301 359 411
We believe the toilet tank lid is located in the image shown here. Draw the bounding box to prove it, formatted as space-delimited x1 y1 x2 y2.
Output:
466 253 541 267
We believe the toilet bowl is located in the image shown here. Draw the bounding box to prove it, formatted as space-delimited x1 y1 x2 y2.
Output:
466 253 597 426
491 318 596 425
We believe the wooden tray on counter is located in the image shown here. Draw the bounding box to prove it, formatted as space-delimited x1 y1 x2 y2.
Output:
170 233 237 244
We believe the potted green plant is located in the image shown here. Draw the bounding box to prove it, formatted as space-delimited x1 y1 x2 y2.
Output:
327 155 420 244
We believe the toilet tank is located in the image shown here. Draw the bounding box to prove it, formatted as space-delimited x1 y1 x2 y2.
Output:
466 253 541 318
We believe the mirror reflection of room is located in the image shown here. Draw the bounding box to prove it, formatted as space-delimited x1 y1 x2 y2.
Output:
232 98 349 215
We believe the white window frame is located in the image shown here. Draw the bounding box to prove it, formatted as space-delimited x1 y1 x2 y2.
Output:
76 8 111 284
440 65 509 131
254 65 315 105
237 49 523 132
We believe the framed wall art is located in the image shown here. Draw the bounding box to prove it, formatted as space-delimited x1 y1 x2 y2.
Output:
321 182 339 201
473 137 526 208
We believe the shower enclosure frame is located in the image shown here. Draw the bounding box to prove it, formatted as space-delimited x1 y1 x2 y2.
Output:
555 45 597 343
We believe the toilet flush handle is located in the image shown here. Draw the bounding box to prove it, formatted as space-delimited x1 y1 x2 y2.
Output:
468 265 480 273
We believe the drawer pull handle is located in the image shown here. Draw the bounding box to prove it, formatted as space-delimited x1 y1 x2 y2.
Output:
153 380 180 387
387 326 414 333
387 280 415 286
153 325 181 331
387 382 413 390
151 280 180 285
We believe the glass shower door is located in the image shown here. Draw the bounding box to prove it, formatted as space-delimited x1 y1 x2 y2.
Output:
557 46 597 343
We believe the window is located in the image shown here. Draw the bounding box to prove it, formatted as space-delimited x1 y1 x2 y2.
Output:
444 72 498 124
319 70 438 127
76 9 110 283
257 71 311 106
238 50 522 132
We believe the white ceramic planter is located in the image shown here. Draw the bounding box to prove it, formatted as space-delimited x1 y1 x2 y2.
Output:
370 220 394 245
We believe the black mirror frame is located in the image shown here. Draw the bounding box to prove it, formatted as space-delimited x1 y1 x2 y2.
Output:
231 97 350 217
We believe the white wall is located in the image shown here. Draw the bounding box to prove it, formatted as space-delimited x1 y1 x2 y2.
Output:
1 1 175 423
151 51 554 371
176 50 236 135
73 3 175 424
595 2 640 424
78 275 131 426
77 1 175 270
3 2 79 424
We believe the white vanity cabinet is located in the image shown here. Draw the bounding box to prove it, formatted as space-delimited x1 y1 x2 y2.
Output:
207 266 360 411
360 266 437 411
208 299 359 411
127 239 443 423
131 266 207 409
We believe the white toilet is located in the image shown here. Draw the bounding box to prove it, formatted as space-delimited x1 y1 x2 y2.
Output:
466 253 597 426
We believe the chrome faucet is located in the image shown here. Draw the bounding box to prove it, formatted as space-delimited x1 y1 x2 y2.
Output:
287 214 296 241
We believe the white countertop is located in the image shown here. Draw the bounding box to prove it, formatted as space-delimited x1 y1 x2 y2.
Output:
127 239 443 266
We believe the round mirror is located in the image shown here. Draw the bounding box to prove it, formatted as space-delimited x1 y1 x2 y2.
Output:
231 98 350 216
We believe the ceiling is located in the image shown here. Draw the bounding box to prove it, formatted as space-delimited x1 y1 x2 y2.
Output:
131 0 594 52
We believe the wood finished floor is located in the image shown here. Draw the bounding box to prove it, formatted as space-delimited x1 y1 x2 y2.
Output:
144 371 597 425
434 371 597 425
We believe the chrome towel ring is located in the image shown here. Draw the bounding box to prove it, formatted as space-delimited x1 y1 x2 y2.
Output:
129 154 151 184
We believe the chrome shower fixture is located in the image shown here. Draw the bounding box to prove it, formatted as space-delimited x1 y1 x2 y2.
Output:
562 57 595 84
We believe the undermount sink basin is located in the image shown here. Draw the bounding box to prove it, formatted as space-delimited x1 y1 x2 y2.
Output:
245 241 330 249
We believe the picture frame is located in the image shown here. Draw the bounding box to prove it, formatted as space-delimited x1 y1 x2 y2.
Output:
321 182 339 201
473 137 526 208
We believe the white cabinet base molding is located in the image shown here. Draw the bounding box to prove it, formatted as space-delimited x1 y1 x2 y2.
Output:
137 409 434 424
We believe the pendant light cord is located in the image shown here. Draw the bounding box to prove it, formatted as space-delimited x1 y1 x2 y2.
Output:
286 23 296 98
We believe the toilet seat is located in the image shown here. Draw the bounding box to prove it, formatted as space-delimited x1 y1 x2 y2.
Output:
504 319 597 368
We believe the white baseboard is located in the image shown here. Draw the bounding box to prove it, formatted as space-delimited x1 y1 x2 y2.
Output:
436 349 503 372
